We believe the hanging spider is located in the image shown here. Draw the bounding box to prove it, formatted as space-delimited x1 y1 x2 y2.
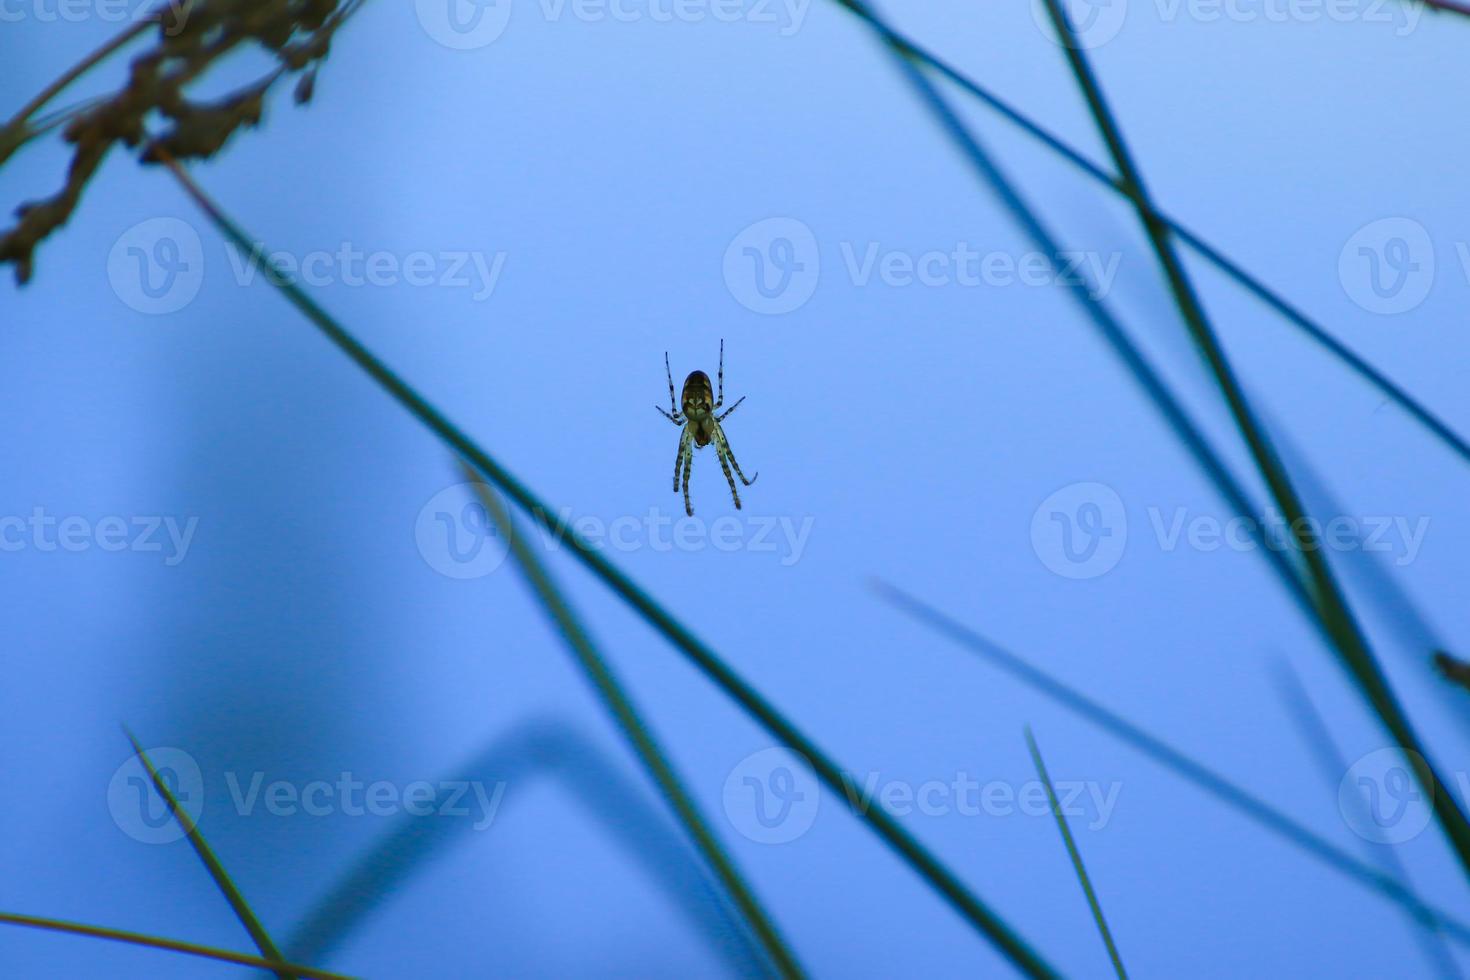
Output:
656 339 758 517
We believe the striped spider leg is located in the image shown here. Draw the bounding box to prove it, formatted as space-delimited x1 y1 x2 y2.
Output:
655 340 758 516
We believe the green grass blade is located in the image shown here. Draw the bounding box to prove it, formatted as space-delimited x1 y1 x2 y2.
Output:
154 156 1058 979
124 729 295 980
872 582 1470 948
1040 0 1470 880
0 912 352 979
1024 728 1128 980
818 0 1470 469
1272 661 1461 979
460 464 805 979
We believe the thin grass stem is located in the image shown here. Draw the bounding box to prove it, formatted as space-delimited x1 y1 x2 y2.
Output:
0 912 352 980
1024 727 1128 980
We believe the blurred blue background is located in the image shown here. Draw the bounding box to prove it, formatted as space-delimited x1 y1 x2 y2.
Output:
3 0 1469 975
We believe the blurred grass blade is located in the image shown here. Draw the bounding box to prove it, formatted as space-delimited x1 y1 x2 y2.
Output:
287 718 771 970
0 912 352 980
822 0 1470 468
872 581 1470 947
1024 728 1127 980
461 463 805 979
1272 661 1461 979
1040 0 1470 879
124 730 294 980
156 157 1057 979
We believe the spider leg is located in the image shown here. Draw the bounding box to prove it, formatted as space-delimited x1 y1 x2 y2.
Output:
715 442 742 510
716 395 746 422
672 428 689 492
663 351 681 418
656 404 684 425
714 338 725 409
716 426 758 486
681 437 695 517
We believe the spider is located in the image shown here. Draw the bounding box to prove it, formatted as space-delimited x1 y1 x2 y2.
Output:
656 339 758 517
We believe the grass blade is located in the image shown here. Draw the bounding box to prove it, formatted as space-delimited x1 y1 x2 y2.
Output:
124 729 294 980
819 0 1470 469
1023 727 1128 980
1273 661 1461 979
460 464 805 978
154 155 1058 978
872 581 1470 947
1040 0 1470 879
0 912 352 980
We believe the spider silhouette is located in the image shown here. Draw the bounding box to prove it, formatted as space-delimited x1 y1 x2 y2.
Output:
655 340 758 517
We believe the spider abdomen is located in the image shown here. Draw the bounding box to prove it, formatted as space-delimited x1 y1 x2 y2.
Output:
681 370 714 410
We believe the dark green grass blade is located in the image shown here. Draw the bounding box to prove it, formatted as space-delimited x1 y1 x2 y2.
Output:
1272 661 1461 979
124 730 294 980
461 464 805 979
0 912 352 979
1039 0 1470 879
1024 728 1128 980
872 582 1470 947
155 156 1057 979
820 0 1470 469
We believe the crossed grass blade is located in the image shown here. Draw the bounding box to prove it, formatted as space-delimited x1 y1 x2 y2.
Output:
820 0 1470 469
124 729 295 979
0 912 353 980
1040 0 1470 879
460 463 805 979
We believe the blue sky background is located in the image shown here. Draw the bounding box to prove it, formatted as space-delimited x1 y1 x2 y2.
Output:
3 0 1470 976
